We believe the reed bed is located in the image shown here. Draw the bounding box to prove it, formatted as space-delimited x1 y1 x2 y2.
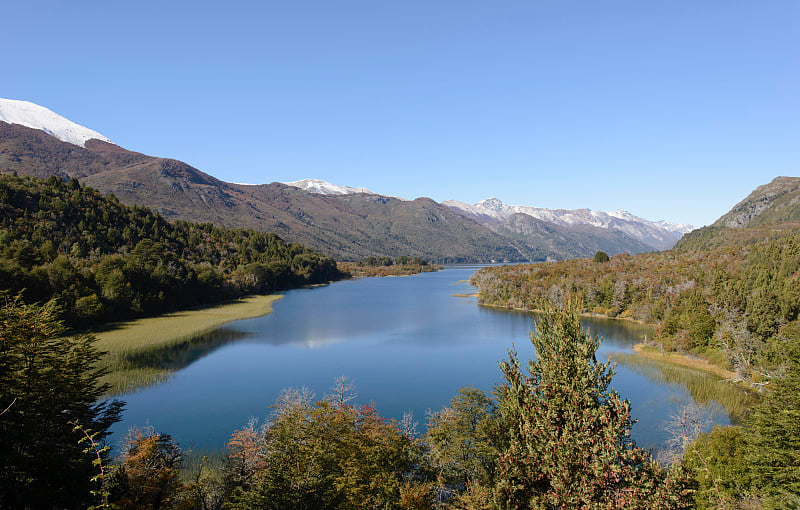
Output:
611 351 758 422
91 295 282 394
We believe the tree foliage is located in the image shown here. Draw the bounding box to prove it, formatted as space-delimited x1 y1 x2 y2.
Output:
0 174 340 328
492 302 694 508
682 341 800 509
0 295 123 509
229 388 421 509
742 340 800 507
111 427 186 509
426 387 497 492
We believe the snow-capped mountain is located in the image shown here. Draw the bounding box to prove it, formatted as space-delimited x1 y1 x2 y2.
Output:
0 99 112 147
0 97 693 257
443 197 693 250
655 220 695 234
283 179 374 196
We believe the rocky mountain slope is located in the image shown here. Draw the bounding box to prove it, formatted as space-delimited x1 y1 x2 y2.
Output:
0 99 690 262
712 176 800 229
674 176 800 251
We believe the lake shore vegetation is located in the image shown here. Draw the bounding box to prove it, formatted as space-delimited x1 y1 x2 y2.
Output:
470 224 800 507
92 294 282 393
470 225 800 390
338 256 442 277
0 174 341 329
3 297 705 508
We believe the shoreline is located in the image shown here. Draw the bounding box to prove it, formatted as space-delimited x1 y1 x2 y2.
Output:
478 301 652 326
93 294 283 394
477 300 736 380
92 294 283 358
337 263 444 278
632 343 737 380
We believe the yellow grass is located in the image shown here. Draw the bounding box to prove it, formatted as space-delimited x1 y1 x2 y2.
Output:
93 295 282 356
612 351 757 422
632 343 737 381
91 295 282 394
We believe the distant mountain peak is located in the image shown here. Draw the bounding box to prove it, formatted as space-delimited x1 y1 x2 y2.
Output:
444 197 693 250
0 99 112 147
283 179 374 196
475 197 508 210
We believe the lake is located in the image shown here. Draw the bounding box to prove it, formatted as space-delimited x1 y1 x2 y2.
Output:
109 265 745 452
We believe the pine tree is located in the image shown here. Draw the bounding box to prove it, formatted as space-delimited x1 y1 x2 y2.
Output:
493 301 694 509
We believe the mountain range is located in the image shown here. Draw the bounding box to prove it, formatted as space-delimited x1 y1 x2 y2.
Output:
0 99 692 262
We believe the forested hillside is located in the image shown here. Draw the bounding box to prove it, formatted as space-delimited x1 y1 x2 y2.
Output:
470 177 800 384
0 174 340 327
471 225 800 382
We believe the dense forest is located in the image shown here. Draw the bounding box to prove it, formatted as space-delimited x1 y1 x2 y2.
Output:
0 174 341 328
470 224 800 507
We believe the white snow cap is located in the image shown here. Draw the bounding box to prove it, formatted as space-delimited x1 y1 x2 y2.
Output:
283 179 373 195
443 197 694 249
0 98 113 147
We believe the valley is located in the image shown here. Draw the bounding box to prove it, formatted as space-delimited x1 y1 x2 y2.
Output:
1 98 798 508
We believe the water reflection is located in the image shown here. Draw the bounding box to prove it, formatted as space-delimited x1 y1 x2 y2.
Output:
610 352 757 423
105 328 251 394
108 266 740 451
121 328 251 371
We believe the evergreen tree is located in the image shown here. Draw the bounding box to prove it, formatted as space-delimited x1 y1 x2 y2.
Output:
0 296 123 509
743 339 800 507
593 251 610 263
493 301 694 508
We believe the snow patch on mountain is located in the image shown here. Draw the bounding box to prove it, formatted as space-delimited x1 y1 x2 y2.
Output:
0 99 112 147
444 198 693 250
283 179 374 196
655 220 695 235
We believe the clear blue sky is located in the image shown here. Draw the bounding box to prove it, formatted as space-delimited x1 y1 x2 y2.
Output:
3 1 798 227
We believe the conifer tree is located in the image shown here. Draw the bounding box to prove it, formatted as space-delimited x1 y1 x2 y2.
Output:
493 301 694 509
743 338 800 506
0 296 123 508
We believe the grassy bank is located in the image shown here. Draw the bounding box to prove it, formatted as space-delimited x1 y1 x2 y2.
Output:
479 300 739 380
611 351 756 423
632 343 736 380
93 294 282 394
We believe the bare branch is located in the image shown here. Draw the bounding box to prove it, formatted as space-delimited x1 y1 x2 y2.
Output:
0 398 16 417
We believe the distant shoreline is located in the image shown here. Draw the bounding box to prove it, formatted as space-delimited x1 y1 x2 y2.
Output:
477 300 736 379
338 262 443 277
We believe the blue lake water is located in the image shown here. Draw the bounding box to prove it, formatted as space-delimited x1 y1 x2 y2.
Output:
109 265 733 451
